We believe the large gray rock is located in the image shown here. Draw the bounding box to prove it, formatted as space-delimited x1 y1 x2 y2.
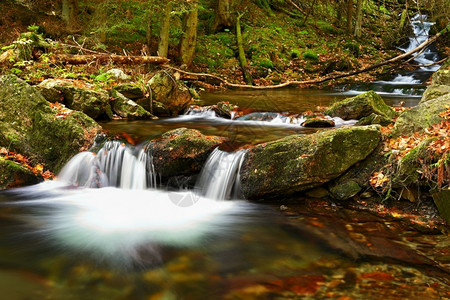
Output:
110 91 154 120
145 128 225 178
240 125 381 200
420 84 450 103
147 72 193 116
325 91 397 120
392 93 450 137
0 75 102 172
431 68 450 86
39 79 112 119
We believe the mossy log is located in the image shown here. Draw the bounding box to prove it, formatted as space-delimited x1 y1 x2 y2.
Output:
51 54 169 65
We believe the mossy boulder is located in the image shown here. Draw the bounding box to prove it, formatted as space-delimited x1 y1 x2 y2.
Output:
110 91 154 120
145 128 226 178
0 75 102 172
431 69 450 86
114 83 144 100
39 79 112 119
392 93 450 137
328 180 361 201
147 72 193 116
325 91 397 120
240 125 381 200
356 113 393 126
420 85 450 103
0 159 43 190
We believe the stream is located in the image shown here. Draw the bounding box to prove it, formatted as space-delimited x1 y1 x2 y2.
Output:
0 14 448 300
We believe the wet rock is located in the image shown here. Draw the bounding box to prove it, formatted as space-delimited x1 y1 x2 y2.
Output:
431 68 450 86
145 128 226 178
392 93 450 137
328 180 361 201
325 91 397 120
305 187 330 198
432 189 450 223
420 84 450 103
0 75 102 172
114 83 144 99
213 102 237 118
356 113 393 126
302 117 335 127
147 71 193 116
237 112 279 121
110 91 154 120
240 125 381 200
38 79 112 119
0 159 43 190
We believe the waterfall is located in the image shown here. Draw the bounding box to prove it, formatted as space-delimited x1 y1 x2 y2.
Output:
58 141 156 189
195 148 246 200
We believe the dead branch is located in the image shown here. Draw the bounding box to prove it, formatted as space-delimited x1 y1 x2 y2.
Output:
51 54 170 65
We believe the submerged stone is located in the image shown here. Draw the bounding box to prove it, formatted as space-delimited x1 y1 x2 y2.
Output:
302 117 335 127
145 128 226 178
325 91 397 120
240 125 381 200
0 75 102 172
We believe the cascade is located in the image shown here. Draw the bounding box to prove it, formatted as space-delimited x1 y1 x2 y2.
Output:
195 148 246 200
58 141 156 189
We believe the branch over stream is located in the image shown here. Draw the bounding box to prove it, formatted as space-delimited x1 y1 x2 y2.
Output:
168 28 448 90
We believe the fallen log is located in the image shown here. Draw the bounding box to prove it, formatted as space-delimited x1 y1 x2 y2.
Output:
168 27 448 90
50 54 170 65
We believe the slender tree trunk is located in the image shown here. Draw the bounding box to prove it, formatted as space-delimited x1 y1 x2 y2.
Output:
158 2 172 58
62 0 79 31
213 0 233 31
354 0 363 37
96 0 107 43
146 8 152 50
347 0 353 33
236 12 253 85
179 4 198 67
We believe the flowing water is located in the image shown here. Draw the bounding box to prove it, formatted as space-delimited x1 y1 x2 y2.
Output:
0 15 449 300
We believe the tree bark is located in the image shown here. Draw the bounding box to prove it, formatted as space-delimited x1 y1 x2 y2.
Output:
236 12 253 85
62 0 79 31
179 4 198 67
96 0 107 43
50 54 170 65
146 7 152 51
354 0 363 37
213 0 233 31
347 0 353 33
158 2 172 58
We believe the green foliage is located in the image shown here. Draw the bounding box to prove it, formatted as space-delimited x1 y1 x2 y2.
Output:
10 68 22 75
343 41 361 57
259 58 274 68
303 49 319 61
27 24 40 33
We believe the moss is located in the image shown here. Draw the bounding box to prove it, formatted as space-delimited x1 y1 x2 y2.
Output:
325 91 398 120
0 159 42 190
241 125 381 200
303 49 319 61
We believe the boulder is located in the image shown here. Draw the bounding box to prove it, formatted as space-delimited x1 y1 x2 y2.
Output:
110 91 154 120
106 68 130 80
147 72 193 116
145 128 226 178
240 125 381 200
391 93 450 137
432 189 450 223
114 83 144 99
325 91 397 120
0 75 102 172
431 68 450 86
420 85 450 103
38 79 112 119
356 113 393 126
0 159 43 190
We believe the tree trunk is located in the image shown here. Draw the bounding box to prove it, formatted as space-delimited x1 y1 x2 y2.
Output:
96 0 107 43
146 8 152 50
62 0 79 31
347 0 353 33
236 12 253 85
158 2 172 58
354 0 363 37
213 0 233 31
179 4 198 67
